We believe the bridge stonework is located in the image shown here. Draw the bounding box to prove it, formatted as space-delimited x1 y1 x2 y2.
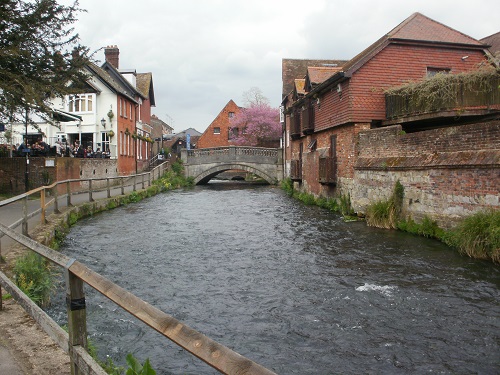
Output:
181 147 283 185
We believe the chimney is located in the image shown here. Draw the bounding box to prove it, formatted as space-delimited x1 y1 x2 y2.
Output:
104 45 119 69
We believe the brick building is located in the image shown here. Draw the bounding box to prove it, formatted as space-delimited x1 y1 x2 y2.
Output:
282 12 499 225
197 100 243 148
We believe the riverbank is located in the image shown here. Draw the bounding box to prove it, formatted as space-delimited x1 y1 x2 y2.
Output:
281 178 500 264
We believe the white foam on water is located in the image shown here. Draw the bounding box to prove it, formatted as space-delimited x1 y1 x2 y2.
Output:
355 283 398 297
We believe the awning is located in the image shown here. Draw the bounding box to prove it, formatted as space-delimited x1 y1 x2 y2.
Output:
52 109 82 122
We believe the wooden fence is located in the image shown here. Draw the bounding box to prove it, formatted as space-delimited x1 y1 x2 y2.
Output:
0 162 277 375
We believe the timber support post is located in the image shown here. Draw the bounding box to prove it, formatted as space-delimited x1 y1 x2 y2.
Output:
65 259 88 375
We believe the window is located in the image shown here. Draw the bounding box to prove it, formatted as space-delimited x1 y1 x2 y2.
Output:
214 127 221 134
228 112 235 118
119 98 123 117
101 132 110 154
426 67 451 78
68 94 94 113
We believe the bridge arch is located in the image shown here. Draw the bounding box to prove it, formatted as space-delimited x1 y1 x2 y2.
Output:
193 163 277 185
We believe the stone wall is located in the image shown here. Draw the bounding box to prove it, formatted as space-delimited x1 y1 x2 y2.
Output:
352 120 500 227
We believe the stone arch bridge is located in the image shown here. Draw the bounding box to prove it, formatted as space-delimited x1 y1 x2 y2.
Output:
181 146 283 185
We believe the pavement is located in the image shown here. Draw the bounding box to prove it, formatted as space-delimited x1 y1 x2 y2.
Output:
0 175 153 374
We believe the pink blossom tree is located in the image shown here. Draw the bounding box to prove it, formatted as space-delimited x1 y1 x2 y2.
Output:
230 103 281 147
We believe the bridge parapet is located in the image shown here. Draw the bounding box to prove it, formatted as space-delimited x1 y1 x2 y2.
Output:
182 146 283 184
184 146 281 165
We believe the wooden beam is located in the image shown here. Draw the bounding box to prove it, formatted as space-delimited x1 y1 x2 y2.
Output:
69 261 277 375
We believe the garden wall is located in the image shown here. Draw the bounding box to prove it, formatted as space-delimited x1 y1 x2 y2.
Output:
351 120 500 227
0 157 119 195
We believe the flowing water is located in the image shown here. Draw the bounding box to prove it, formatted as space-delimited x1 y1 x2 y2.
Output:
47 182 500 374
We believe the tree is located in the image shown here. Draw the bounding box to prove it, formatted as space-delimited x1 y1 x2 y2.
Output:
0 0 92 126
230 103 281 147
242 86 270 107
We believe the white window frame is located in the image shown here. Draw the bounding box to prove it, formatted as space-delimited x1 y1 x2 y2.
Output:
67 94 95 113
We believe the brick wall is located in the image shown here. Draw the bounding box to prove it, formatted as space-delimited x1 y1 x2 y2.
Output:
197 100 242 148
352 120 500 227
0 157 119 195
292 123 370 196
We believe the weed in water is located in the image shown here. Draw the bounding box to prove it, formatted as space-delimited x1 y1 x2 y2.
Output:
444 209 500 263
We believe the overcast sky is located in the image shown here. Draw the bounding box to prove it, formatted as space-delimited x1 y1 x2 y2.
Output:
67 0 499 133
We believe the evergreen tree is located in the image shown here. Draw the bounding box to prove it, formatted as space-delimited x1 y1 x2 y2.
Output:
0 0 91 125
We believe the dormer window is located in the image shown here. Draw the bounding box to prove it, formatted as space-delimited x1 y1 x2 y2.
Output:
68 94 95 113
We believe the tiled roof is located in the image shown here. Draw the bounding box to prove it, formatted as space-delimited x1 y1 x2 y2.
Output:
282 59 347 98
342 12 486 76
136 73 151 97
307 66 342 86
136 73 156 106
86 63 137 103
481 31 500 54
389 13 483 46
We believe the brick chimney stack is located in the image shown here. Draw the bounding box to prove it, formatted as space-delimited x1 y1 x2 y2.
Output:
104 45 119 69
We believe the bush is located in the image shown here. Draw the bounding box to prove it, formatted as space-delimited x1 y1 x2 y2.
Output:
14 251 53 307
444 209 500 263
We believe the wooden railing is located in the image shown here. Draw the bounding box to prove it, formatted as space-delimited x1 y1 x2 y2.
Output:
0 163 277 375
0 162 169 244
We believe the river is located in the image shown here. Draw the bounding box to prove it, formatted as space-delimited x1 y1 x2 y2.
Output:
47 182 500 374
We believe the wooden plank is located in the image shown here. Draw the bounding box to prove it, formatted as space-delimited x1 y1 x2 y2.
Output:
69 261 277 375
0 222 70 268
0 271 107 375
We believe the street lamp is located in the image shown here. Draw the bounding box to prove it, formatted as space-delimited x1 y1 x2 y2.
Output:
101 118 106 128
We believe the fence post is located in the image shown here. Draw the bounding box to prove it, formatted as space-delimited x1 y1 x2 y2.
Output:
133 176 137 192
65 262 88 375
148 171 151 187
142 174 145 190
54 184 60 214
107 178 111 199
121 177 125 195
88 179 93 202
67 181 72 207
22 196 28 236
40 188 46 224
